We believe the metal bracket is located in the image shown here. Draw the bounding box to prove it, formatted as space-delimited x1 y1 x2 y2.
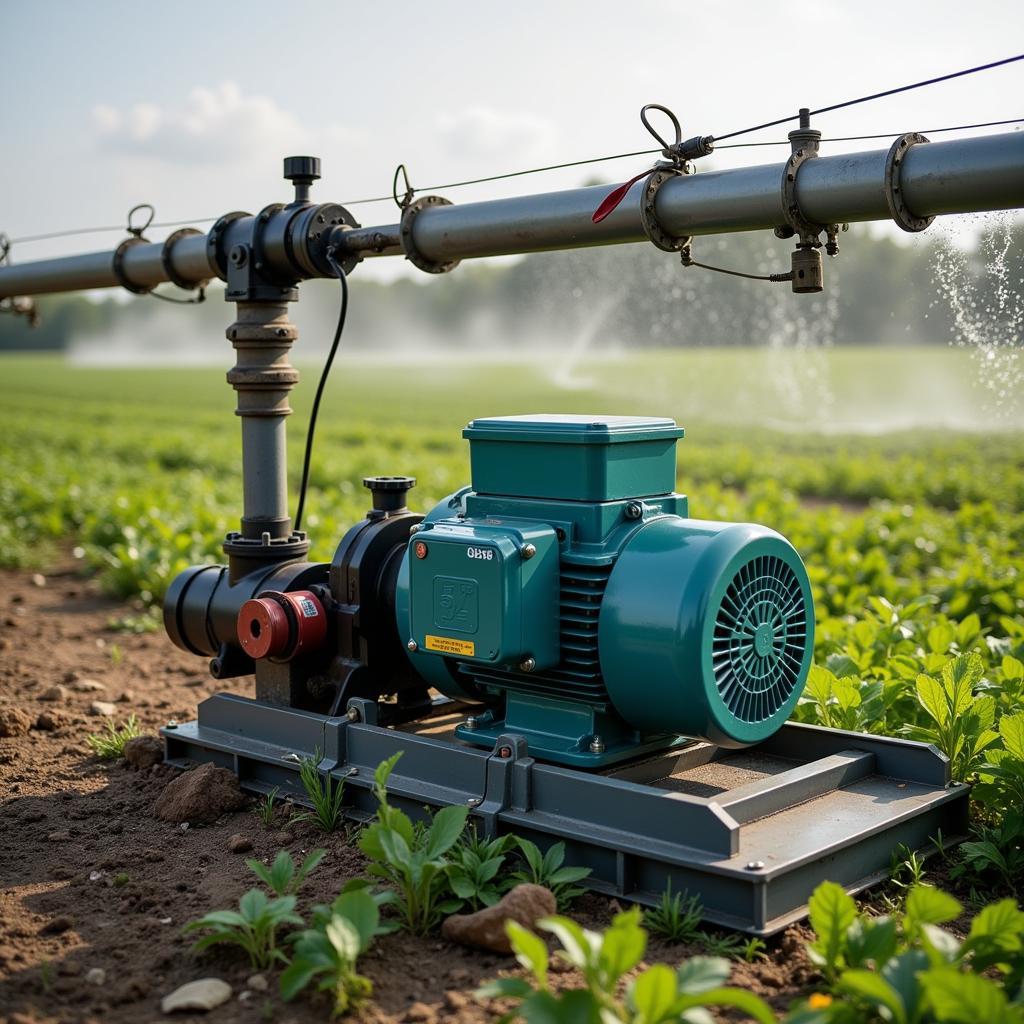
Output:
885 132 934 232
400 196 461 274
206 211 249 281
640 165 694 252
776 130 824 245
112 236 153 295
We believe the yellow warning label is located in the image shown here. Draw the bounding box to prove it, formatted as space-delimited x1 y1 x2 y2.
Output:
425 634 476 657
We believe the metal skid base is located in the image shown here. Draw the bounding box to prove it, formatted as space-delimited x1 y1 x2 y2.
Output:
162 694 969 935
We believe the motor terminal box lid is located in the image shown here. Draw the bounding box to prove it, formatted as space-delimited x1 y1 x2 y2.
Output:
462 414 684 501
408 518 559 670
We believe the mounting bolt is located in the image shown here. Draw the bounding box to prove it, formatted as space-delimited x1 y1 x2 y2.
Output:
464 716 479 730
164 720 179 730
467 797 482 807
498 746 512 758
409 523 422 534
589 735 605 754
521 543 537 560
228 244 247 268
625 501 644 520
519 657 536 673
346 707 360 722
407 639 418 652
745 860 765 871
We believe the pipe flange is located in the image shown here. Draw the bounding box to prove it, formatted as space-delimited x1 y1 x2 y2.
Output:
161 228 207 291
778 130 825 243
112 237 152 295
885 133 934 233
400 196 460 274
206 210 249 280
640 164 694 253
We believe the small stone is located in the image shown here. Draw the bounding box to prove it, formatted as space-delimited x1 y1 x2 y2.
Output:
153 762 246 824
441 883 556 954
123 735 163 769
118 690 134 703
35 711 64 731
90 701 118 717
0 706 33 737
47 830 72 842
75 678 107 692
86 967 106 985
31 573 46 587
246 974 268 992
228 834 253 854
444 990 469 1010
161 978 232 1013
39 915 74 935
40 684 68 702
273 830 295 845
405 1002 436 1022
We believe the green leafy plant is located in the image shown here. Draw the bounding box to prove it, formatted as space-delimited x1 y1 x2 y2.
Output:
280 887 384 1017
477 907 776 1023
511 837 591 911
643 883 703 943
255 786 280 828
293 750 347 833
447 829 517 910
247 848 326 897
358 752 468 935
803 879 1024 1023
184 889 303 970
909 653 1000 781
86 714 141 759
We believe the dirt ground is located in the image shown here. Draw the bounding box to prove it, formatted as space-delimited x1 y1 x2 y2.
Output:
0 560 823 1024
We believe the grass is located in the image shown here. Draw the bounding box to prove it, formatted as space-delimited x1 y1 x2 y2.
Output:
293 751 346 833
86 715 141 759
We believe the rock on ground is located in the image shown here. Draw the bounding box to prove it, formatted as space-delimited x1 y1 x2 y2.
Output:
89 701 118 717
228 834 252 854
153 762 246 824
123 735 164 769
0 706 33 737
441 883 556 954
161 978 232 1013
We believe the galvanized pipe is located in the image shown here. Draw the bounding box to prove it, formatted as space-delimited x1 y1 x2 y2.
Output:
0 131 1021 298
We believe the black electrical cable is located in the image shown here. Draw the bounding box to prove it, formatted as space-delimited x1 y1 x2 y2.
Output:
293 248 348 533
715 53 1024 142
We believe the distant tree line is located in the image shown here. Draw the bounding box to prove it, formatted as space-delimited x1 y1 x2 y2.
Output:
2 220 1019 354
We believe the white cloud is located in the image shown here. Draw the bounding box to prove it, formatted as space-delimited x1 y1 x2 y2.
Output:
90 82 355 164
434 106 557 161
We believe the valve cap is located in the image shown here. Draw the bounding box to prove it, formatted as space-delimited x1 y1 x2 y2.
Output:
237 590 327 661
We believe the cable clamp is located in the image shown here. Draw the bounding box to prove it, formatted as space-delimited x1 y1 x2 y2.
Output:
884 132 934 232
400 195 460 275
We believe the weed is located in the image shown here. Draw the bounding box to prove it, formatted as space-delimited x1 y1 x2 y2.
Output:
447 829 517 910
184 889 302 970
113 872 130 887
511 837 591 911
292 751 346 833
255 786 280 829
86 714 140 759
247 848 326 897
358 752 467 934
643 883 703 943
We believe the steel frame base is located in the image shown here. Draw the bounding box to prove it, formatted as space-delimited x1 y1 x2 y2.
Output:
162 693 968 934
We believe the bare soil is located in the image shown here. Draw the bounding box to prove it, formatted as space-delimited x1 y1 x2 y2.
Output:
0 560 821 1024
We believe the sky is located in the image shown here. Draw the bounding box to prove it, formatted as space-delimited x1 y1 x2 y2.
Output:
2 0 1023 281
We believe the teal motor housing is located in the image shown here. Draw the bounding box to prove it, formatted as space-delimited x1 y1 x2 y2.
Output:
395 415 814 768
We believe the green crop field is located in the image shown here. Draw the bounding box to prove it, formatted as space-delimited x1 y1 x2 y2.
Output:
3 346 1024 892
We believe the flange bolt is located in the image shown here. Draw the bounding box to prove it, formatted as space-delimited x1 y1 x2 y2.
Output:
407 639 418 652
625 501 644 520
521 543 537 560
346 707 361 722
519 657 536 673
589 735 606 754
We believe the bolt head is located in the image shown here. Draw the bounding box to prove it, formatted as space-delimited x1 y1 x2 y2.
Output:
625 501 644 520
521 543 537 560
464 716 479 731
745 860 766 871
589 735 605 754
407 639 418 652
519 657 536 673
346 707 360 722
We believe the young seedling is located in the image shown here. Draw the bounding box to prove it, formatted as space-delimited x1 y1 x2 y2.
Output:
247 848 326 897
185 888 303 970
255 786 280 829
447 829 517 910
511 837 591 911
86 714 141 759
292 751 347 833
643 883 703 943
357 752 468 934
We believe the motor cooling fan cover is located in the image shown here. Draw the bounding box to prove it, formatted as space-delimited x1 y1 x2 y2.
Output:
598 518 814 748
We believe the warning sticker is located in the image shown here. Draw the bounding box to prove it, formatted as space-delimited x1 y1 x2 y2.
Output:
425 634 476 657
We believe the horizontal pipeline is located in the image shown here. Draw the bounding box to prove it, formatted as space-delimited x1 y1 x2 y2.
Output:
0 131 1021 299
